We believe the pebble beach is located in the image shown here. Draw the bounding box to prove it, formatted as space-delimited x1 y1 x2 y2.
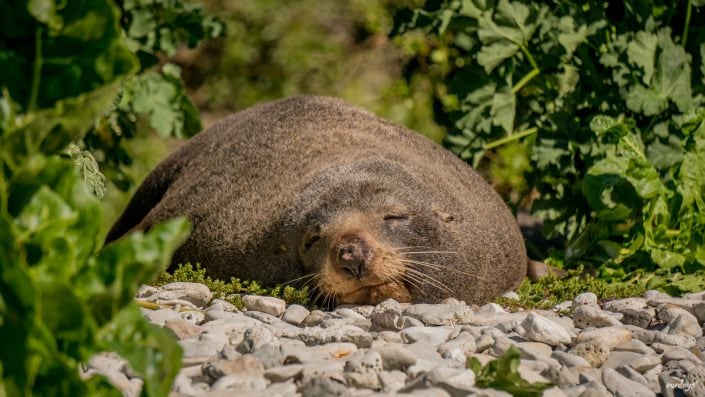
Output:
83 283 705 397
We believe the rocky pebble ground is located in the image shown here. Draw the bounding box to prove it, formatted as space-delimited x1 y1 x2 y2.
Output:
83 283 705 397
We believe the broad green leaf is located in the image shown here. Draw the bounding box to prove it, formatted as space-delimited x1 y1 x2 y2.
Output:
475 0 541 72
557 16 588 55
477 40 519 73
27 0 63 30
490 85 515 134
627 31 657 84
626 29 693 115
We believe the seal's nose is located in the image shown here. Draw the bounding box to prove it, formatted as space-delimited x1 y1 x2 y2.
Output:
335 237 370 279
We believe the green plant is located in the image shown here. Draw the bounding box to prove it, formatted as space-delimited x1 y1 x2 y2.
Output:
0 0 205 395
153 263 311 308
82 0 224 191
468 346 551 396
495 268 646 311
391 0 705 292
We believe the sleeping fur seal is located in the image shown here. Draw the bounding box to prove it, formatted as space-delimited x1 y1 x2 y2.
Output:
106 96 527 305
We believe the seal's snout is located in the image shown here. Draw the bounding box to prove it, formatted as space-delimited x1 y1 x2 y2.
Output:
335 236 372 279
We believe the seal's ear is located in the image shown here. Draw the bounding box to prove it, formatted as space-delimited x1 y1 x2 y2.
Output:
433 210 461 222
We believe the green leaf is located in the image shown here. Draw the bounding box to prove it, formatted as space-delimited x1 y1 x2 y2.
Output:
627 31 657 84
475 0 541 73
626 29 693 116
66 143 106 198
490 85 515 134
469 346 551 396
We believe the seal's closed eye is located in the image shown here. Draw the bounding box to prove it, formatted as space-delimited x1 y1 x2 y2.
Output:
304 235 321 250
383 214 409 221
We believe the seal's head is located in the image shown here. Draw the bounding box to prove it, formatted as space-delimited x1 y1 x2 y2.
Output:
291 159 480 305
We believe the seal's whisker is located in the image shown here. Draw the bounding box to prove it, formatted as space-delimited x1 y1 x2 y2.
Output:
397 274 427 296
397 258 490 282
391 245 435 252
402 267 452 294
397 272 427 292
312 280 328 306
398 250 458 255
282 272 320 286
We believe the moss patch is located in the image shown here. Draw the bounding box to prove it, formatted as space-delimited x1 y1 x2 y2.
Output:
153 263 310 309
496 267 646 311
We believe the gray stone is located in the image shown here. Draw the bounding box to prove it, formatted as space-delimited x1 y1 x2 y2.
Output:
573 293 598 308
521 312 573 346
299 360 346 387
400 366 475 397
401 326 453 346
437 332 476 362
662 347 702 364
336 308 366 320
299 324 373 348
207 299 239 313
281 304 309 325
684 363 705 397
603 298 649 313
377 370 406 392
372 298 410 315
375 344 417 370
467 312 529 331
543 386 569 397
163 318 201 340
667 314 703 338
343 350 383 389
211 374 268 391
301 310 332 327
516 341 553 359
203 355 265 379
573 305 622 328
236 325 280 353
644 290 670 300
264 364 303 382
402 315 425 328
250 343 284 369
551 350 591 367
370 309 405 332
620 309 654 328
404 304 475 325
478 303 506 314
602 351 660 372
179 310 205 325
143 308 180 326
602 367 656 397
154 282 213 307
179 332 229 359
264 380 297 396
612 339 654 355
243 295 286 317
281 342 358 364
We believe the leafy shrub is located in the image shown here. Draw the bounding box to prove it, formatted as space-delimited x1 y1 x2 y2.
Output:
0 0 221 394
83 0 224 191
180 0 445 141
391 0 705 292
468 346 551 396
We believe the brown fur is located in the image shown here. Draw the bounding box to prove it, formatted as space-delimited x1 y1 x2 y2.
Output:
106 96 527 305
